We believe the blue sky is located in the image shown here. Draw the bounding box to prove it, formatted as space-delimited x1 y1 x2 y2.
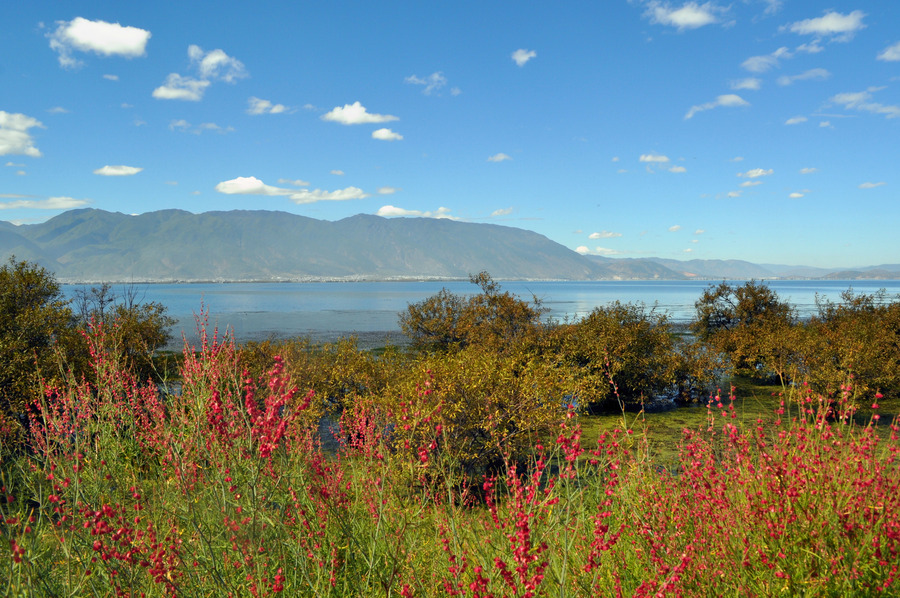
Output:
1 1 898 269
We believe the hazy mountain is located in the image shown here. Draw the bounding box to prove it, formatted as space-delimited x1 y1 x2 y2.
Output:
1 209 897 282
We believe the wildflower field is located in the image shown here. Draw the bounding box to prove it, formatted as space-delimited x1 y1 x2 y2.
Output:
1 319 898 597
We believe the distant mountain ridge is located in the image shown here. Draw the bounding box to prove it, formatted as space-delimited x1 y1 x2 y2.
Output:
1 209 897 283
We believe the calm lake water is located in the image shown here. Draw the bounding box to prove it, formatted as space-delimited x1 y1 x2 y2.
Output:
62 279 900 349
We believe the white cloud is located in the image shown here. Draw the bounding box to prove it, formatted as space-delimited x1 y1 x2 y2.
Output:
789 192 804 198
215 176 289 196
740 180 763 187
694 229 705 235
786 10 866 41
738 168 773 178
49 17 150 68
725 190 742 198
877 41 900 62
4 162 25 167
741 46 790 73
277 178 310 187
153 74 210 101
405 72 448 95
247 97 289 115
168 119 234 134
153 45 245 101
491 207 513 216
684 94 749 119
103 74 118 81
611 156 620 162
0 196 89 210
372 128 403 141
859 181 885 189
785 115 807 125
377 186 400 195
730 156 744 162
188 45 247 83
668 225 682 232
322 102 398 125
47 106 69 114
683 248 693 253
589 231 622 239
776 68 830 86
289 187 369 204
575 246 590 255
644 1 724 30
93 165 142 176
639 153 669 163
0 112 45 157
487 153 512 162
799 167 817 174
215 175 369 204
830 88 900 119
669 165 687 173
331 170 345 176
511 49 537 66
730 78 761 90
819 121 832 128
376 205 458 219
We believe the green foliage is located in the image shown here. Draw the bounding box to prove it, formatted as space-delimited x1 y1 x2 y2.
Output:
0 257 74 433
800 289 900 398
692 280 796 380
399 271 545 353
553 301 683 408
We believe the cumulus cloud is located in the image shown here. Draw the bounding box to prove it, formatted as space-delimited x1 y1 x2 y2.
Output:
247 97 289 115
730 78 761 90
49 17 150 68
277 178 310 187
405 72 449 95
776 68 830 86
103 74 118 81
694 229 705 235
740 180 763 187
575 246 590 255
785 115 807 125
786 10 866 41
47 106 69 114
877 41 900 62
669 165 687 173
289 188 369 204
738 168 773 178
830 88 900 119
589 231 622 239
684 94 749 119
741 46 790 73
376 205 458 219
789 192 804 198
640 153 669 163
668 225 682 232
511 49 537 66
372 128 403 141
487 153 512 162
0 111 44 157
93 165 142 176
377 186 400 195
215 175 369 204
153 45 246 101
188 45 247 83
491 207 513 217
800 167 817 174
153 73 210 101
859 182 885 189
331 170 345 176
0 196 89 210
321 101 399 125
168 119 234 134
644 1 725 30
725 190 742 198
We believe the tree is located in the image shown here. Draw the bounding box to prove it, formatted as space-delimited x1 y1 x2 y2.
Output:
0 258 75 431
554 302 682 410
691 280 797 380
72 283 176 382
399 272 545 353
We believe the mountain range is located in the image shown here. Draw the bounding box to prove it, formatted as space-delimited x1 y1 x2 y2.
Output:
1 209 897 283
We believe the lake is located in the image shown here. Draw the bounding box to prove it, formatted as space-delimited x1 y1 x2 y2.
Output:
62 279 900 349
